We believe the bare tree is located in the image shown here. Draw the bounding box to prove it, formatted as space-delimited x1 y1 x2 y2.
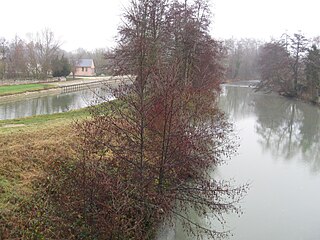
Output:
257 41 293 95
6 36 29 79
312 36 320 48
27 29 61 79
305 45 320 102
258 33 311 97
289 33 309 95
25 40 41 79
224 38 262 81
0 38 8 79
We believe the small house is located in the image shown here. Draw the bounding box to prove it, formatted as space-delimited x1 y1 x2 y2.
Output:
74 59 96 77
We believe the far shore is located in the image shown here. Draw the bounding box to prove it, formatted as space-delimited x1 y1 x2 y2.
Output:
0 76 131 102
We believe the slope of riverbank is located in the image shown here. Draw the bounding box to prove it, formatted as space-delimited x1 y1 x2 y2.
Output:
0 107 89 134
0 108 91 238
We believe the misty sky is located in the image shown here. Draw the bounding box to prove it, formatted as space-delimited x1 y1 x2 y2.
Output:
0 0 319 51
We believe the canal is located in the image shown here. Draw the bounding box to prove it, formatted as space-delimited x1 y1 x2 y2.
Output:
0 87 112 120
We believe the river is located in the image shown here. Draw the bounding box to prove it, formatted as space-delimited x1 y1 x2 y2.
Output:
2 83 320 239
0 87 112 120
159 84 320 240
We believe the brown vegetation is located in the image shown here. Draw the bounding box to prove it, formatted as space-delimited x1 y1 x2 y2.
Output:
257 33 320 102
42 0 247 239
1 0 249 239
0 124 78 239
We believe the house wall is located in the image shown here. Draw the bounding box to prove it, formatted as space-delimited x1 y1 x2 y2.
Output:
74 67 95 76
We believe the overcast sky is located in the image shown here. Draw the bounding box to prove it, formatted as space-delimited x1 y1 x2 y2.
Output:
0 0 319 51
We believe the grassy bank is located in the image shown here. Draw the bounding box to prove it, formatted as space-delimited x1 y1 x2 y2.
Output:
0 109 91 238
0 100 123 239
0 108 90 134
0 83 55 97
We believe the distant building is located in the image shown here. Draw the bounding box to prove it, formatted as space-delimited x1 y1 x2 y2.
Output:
74 59 95 77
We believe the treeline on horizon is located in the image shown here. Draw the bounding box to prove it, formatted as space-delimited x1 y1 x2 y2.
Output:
1 30 319 80
224 35 320 80
223 33 320 103
0 29 112 80
257 33 320 102
1 29 320 101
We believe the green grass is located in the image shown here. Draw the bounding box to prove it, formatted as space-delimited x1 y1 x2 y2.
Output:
0 101 117 238
0 99 119 134
0 101 112 239
0 83 55 96
0 108 90 134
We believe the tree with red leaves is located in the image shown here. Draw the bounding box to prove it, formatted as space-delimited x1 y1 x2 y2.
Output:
52 0 247 239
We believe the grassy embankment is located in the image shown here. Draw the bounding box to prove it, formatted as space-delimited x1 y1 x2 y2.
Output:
0 108 90 238
0 83 55 97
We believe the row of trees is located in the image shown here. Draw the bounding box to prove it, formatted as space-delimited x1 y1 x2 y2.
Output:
223 36 320 86
42 0 246 239
0 30 112 80
257 33 320 102
223 38 262 81
0 29 62 79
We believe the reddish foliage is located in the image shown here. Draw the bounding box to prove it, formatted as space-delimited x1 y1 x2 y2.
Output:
44 1 247 239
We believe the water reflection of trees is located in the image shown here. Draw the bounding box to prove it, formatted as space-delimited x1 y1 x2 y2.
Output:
254 96 320 173
255 99 302 157
220 86 256 119
0 88 107 120
221 86 320 173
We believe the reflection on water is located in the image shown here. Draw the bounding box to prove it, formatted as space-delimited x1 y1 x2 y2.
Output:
255 96 320 172
222 86 320 173
0 88 112 120
5 85 319 239
217 85 320 240
161 85 320 240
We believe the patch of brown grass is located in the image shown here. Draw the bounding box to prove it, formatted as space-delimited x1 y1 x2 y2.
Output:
0 123 78 239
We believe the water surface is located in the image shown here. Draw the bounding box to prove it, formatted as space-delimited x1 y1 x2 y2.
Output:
2 84 320 239
161 85 320 239
0 88 111 120
217 86 320 240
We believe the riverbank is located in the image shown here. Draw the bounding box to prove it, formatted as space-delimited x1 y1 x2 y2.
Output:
225 80 320 106
0 83 56 97
0 123 77 238
0 107 90 134
0 76 131 103
0 107 92 238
